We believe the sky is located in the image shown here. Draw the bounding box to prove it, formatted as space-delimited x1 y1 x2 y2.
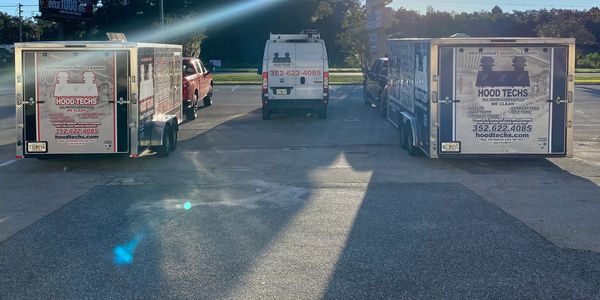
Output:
0 0 598 19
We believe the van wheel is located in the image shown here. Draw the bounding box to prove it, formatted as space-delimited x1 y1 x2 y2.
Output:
400 122 409 150
156 126 172 158
186 95 198 120
318 108 328 119
407 128 421 156
262 107 271 120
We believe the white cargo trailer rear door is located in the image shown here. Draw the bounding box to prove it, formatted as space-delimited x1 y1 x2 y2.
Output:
22 50 129 155
438 46 568 155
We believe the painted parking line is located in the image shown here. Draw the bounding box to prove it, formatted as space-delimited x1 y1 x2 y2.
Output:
0 159 17 167
231 85 240 92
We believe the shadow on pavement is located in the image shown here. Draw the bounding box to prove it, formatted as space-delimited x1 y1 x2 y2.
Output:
1 85 600 298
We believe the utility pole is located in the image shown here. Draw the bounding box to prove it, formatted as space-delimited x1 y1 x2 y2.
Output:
18 3 23 42
159 0 164 27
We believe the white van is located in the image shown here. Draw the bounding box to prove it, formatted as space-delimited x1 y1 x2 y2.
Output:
260 31 329 120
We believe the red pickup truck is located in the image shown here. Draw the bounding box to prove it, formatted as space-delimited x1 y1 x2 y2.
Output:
182 57 214 120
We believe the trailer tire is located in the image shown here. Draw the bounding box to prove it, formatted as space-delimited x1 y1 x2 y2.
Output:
407 128 421 156
262 107 271 120
400 122 409 150
156 126 172 158
171 126 178 152
186 95 198 120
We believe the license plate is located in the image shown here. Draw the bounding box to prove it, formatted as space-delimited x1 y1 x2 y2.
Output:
275 89 288 95
27 142 47 153
441 142 461 153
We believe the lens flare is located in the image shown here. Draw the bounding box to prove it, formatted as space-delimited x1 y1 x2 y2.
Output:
114 234 143 265
184 201 192 210
130 0 287 42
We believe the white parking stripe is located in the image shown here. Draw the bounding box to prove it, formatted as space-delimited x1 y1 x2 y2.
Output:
231 85 240 92
0 159 17 167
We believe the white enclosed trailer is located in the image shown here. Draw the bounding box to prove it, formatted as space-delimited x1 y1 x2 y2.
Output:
386 37 575 158
15 41 183 158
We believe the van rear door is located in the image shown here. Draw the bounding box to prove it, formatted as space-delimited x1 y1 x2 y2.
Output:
267 42 296 99
21 50 129 155
295 43 325 100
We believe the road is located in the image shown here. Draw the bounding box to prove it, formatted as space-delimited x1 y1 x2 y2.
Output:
0 83 599 298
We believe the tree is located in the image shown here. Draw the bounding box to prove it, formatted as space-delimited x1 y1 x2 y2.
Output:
537 13 596 45
336 4 369 67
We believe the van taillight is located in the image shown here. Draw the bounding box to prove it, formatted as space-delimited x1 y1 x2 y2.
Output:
323 72 329 97
262 72 268 96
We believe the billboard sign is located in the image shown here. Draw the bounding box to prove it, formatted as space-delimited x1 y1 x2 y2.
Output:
39 0 94 20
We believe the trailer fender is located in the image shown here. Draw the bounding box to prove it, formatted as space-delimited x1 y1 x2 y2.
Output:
146 116 178 147
399 112 418 147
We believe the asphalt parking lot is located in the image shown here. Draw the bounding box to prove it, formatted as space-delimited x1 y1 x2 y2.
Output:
0 83 599 298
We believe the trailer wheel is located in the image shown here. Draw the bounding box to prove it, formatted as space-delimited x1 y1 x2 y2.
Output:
186 95 198 120
262 107 271 120
407 127 421 156
171 126 178 152
400 122 409 150
156 126 172 158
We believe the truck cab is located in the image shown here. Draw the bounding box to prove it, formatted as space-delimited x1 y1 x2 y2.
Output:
363 57 388 117
260 31 329 120
182 57 213 120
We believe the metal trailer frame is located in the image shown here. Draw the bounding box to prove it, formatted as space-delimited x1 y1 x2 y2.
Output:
388 37 575 158
14 41 182 158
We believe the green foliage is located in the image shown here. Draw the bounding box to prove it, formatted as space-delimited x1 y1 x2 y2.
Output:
336 3 369 67
577 52 600 68
0 12 45 43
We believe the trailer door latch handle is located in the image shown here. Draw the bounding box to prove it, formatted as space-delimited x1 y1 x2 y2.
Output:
24 97 36 105
109 97 130 105
440 97 460 104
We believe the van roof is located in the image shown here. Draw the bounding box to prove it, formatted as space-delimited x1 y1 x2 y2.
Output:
269 33 322 42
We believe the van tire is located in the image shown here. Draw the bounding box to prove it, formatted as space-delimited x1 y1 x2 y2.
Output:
318 108 327 119
400 122 409 150
262 107 271 120
407 128 421 156
186 95 198 120
156 126 172 158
